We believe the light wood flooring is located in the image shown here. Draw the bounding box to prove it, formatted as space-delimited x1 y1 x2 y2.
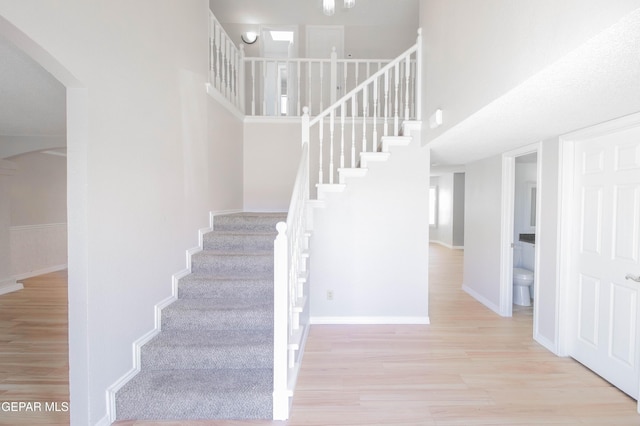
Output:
2 246 638 425
0 270 69 425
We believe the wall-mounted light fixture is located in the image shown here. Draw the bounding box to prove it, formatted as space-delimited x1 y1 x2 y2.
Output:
429 109 443 129
241 31 258 45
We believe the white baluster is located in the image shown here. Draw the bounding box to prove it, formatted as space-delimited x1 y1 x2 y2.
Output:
340 102 345 169
404 54 411 121
329 109 335 184
285 60 290 116
343 62 348 100
274 60 279 116
383 69 389 137
297 61 301 116
209 16 214 84
308 62 312 116
251 60 256 116
239 45 245 113
318 116 324 185
351 96 356 168
362 88 368 153
262 60 267 115
416 28 423 120
215 23 221 90
330 47 337 105
355 62 359 115
319 61 324 112
372 78 378 151
394 62 400 136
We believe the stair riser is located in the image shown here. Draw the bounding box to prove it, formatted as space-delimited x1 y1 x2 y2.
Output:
162 308 273 331
203 232 276 252
141 345 273 370
191 253 273 276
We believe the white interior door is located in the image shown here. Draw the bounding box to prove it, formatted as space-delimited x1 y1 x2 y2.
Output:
570 124 640 399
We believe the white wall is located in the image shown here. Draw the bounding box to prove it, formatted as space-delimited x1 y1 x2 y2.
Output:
309 126 430 323
243 120 300 211
419 0 640 142
462 155 503 313
0 2 244 424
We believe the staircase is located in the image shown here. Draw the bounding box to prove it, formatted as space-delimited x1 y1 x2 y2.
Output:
115 212 286 421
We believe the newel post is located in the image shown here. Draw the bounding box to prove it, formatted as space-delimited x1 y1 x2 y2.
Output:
330 46 337 105
301 107 310 146
273 221 289 420
415 28 423 120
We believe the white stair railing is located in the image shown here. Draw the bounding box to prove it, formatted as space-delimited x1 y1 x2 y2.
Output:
273 131 311 420
243 55 394 117
304 29 422 189
208 11 244 112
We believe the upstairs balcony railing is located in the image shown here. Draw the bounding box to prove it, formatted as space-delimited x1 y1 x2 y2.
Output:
208 11 417 119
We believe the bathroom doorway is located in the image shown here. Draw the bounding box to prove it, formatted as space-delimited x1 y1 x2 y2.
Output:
512 153 538 315
498 144 541 325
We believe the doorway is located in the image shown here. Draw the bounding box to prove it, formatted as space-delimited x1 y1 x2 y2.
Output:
499 143 541 328
0 15 89 423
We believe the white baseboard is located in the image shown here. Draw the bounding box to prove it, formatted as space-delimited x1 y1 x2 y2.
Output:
462 284 502 316
0 278 23 296
310 316 430 325
94 414 110 426
534 331 558 355
13 264 67 281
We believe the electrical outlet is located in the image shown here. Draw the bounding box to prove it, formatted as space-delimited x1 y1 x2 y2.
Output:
326 290 334 301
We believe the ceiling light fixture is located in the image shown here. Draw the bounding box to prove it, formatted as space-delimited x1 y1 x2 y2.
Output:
241 31 258 44
323 0 355 16
323 0 335 16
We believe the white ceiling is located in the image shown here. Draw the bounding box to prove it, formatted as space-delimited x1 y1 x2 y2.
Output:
0 34 66 159
428 8 640 166
210 0 419 26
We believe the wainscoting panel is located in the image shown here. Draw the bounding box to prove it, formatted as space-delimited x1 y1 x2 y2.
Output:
10 223 67 279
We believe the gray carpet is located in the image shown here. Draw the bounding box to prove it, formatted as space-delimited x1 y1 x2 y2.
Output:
115 212 286 420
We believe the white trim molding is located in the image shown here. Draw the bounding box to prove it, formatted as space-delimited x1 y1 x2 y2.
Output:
462 284 501 316
0 277 23 296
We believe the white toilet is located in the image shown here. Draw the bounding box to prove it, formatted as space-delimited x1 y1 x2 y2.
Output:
513 267 534 306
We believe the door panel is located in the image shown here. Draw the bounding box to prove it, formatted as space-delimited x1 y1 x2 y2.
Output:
571 125 640 400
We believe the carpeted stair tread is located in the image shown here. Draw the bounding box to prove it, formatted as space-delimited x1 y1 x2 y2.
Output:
115 368 273 420
203 231 277 251
213 212 287 232
178 275 273 299
161 298 273 331
141 330 273 370
191 251 274 276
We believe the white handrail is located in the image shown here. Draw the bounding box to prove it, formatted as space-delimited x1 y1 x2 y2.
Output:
273 136 310 420
305 29 422 188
